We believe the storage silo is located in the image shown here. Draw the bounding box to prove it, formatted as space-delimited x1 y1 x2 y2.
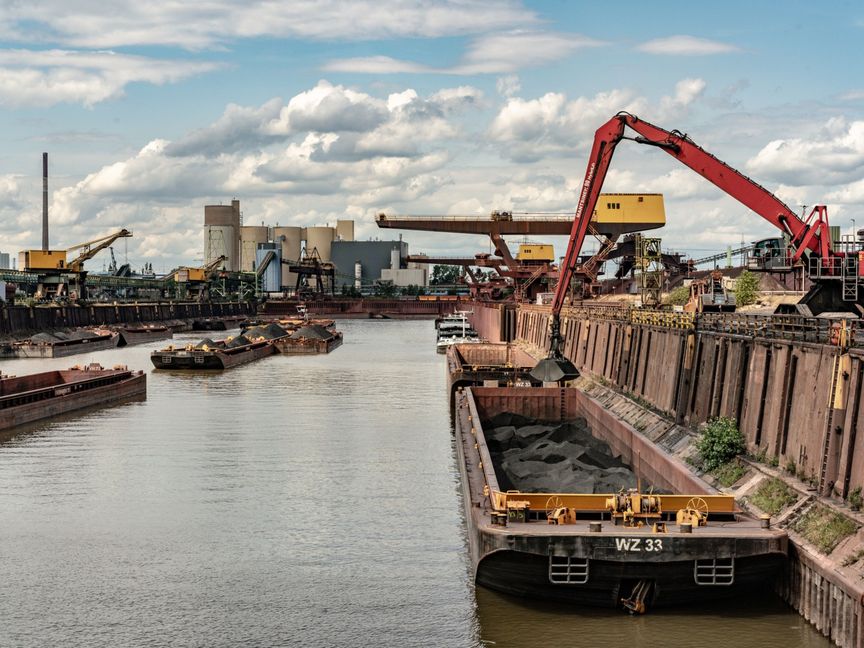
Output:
240 225 269 272
204 200 240 271
304 226 335 262
273 226 302 290
336 219 354 241
256 242 281 293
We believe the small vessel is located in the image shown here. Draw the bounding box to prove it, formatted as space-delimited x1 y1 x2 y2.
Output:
0 329 120 359
0 364 146 431
150 323 290 370
436 311 481 354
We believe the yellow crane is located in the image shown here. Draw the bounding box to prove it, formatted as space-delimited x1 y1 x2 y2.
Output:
65 229 133 272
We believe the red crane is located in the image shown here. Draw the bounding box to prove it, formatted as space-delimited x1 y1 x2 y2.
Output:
531 112 843 383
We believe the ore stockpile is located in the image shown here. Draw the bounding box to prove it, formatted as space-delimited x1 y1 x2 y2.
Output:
483 413 640 494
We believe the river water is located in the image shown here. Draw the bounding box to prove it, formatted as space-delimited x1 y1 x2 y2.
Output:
0 320 828 647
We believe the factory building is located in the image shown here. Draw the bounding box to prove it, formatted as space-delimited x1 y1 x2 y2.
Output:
0 252 10 269
201 200 426 291
331 240 428 289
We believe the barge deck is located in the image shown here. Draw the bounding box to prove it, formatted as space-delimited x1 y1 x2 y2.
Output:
0 364 146 430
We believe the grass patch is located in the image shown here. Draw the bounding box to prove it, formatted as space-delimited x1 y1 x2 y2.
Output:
712 461 747 487
749 477 798 515
792 505 859 554
842 548 864 567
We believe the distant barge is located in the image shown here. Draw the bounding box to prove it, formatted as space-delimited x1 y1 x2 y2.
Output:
0 364 146 431
151 338 277 370
446 343 540 395
0 330 119 359
271 324 343 355
453 385 787 610
116 325 173 347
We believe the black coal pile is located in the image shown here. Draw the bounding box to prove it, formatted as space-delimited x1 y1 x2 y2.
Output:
483 412 637 494
244 323 289 340
194 338 223 350
289 324 333 340
224 334 252 349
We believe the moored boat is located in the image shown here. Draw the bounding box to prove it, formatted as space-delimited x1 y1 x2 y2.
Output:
0 364 146 431
452 385 787 611
116 325 173 347
0 329 120 359
150 323 290 370
271 324 343 355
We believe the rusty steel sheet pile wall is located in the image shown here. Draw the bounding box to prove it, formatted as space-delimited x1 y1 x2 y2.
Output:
466 302 516 343
515 303 864 497
0 302 253 336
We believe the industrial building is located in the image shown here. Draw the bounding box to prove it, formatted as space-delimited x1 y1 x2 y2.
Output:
0 252 10 269
203 201 426 292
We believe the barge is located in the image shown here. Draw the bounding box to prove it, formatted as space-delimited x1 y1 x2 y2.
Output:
0 364 146 431
116 325 173 347
446 343 540 395
151 323 290 370
0 329 120 359
453 385 787 611
271 324 343 355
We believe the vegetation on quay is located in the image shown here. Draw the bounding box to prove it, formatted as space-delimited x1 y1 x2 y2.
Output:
712 460 747 487
734 269 760 307
664 285 690 306
792 505 859 554
749 477 799 515
696 417 746 472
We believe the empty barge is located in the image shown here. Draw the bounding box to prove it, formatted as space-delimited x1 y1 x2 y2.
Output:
0 364 146 431
453 385 787 610
446 343 540 395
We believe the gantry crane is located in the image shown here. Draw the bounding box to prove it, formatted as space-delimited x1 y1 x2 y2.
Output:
532 112 858 383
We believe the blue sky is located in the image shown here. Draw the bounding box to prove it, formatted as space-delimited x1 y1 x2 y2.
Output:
0 0 862 271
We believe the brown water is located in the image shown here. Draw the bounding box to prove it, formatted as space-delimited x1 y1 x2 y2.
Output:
0 320 829 647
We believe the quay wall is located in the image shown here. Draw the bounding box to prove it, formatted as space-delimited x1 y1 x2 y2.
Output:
0 301 253 337
509 304 864 498
470 301 864 647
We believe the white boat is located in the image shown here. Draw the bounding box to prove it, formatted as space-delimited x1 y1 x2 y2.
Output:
436 311 482 354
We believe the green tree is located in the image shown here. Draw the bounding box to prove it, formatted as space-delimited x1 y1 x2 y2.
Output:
734 269 760 307
665 285 690 306
431 264 461 285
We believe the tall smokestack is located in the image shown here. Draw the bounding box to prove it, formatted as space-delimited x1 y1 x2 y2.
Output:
42 152 48 251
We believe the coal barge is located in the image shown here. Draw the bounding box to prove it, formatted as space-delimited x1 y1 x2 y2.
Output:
453 384 787 611
150 323 290 370
0 364 146 431
116 325 173 347
271 324 343 355
446 343 540 395
1 329 120 359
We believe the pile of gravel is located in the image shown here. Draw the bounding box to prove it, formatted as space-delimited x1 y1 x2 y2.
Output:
244 323 289 340
289 324 333 341
484 412 638 494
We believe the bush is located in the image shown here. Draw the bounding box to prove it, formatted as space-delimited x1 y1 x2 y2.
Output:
734 269 760 307
696 417 746 471
665 285 690 306
849 486 863 510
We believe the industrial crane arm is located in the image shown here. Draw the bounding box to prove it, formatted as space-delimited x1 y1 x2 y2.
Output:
552 112 835 316
67 229 133 272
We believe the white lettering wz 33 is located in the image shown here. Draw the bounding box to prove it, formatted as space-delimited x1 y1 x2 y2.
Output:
614 538 663 552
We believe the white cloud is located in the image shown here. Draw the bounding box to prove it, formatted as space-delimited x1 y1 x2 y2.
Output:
0 48 220 107
746 118 864 184
0 1 538 49
496 75 521 98
637 35 740 55
325 31 606 75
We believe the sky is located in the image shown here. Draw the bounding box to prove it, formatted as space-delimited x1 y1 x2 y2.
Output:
0 0 863 272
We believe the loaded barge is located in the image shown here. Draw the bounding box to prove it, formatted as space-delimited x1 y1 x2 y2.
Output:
0 364 146 431
453 384 787 611
150 323 291 370
446 343 540 395
0 329 119 359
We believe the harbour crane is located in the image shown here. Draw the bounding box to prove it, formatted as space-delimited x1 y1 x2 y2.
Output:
531 112 858 383
66 229 133 273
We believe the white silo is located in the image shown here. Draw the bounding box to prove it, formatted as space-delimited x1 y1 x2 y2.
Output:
274 226 302 290
240 225 269 272
204 200 241 271
304 226 335 262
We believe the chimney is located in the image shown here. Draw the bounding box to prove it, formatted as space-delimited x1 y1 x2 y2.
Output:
42 152 48 251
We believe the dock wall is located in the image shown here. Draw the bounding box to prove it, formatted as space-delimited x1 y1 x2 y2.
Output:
0 301 253 337
510 304 864 498
477 301 864 647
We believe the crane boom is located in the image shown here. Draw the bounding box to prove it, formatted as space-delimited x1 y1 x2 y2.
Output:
531 112 841 383
67 229 133 272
